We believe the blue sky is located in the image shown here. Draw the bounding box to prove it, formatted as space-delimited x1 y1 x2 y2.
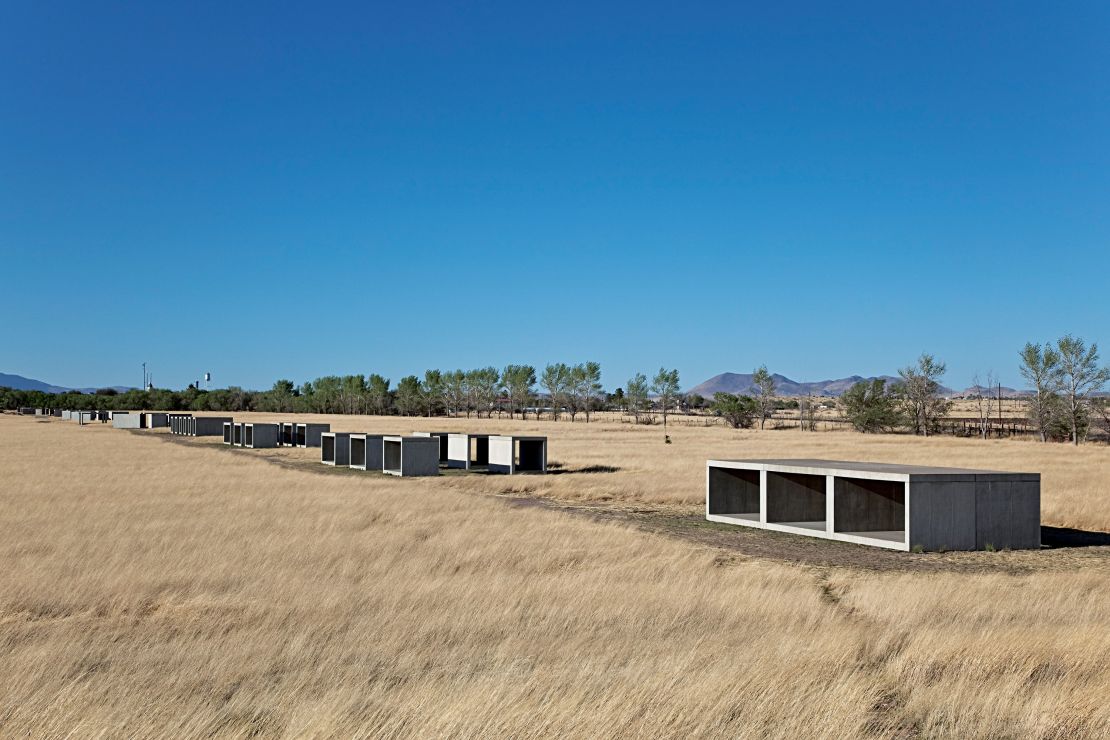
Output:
2 1 1107 392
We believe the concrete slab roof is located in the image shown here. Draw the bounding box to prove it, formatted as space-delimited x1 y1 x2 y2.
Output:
708 458 1038 480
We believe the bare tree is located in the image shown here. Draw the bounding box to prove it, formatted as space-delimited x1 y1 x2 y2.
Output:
751 365 776 430
970 371 997 439
896 353 951 436
575 361 603 422
798 394 817 432
1054 334 1110 446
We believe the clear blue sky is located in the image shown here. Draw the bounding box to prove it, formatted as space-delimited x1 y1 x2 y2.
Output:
2 1 1107 392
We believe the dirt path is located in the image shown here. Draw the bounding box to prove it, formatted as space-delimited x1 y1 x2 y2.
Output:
154 432 1110 575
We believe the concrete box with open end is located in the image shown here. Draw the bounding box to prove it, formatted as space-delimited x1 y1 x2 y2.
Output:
245 423 279 449
446 433 491 470
223 422 234 445
232 422 245 446
705 459 1041 552
412 432 451 464
488 436 547 474
321 432 352 465
349 434 387 471
382 436 440 477
294 423 331 448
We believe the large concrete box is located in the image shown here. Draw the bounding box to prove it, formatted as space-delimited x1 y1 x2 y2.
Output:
705 459 1041 552
294 423 331 448
488 436 547 474
113 413 142 429
446 433 491 470
321 432 352 465
233 422 245 446
349 434 387 471
190 417 232 437
142 413 168 429
245 423 279 448
413 432 451 463
223 422 234 445
382 436 440 477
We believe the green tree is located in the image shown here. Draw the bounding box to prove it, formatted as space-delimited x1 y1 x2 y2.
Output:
839 379 902 433
711 392 757 429
541 363 570 421
444 370 467 417
422 370 444 417
367 374 391 416
1054 335 1110 445
651 367 681 441
895 354 951 436
751 365 776 430
625 374 649 423
395 375 424 416
1019 342 1061 443
502 364 536 420
469 367 501 418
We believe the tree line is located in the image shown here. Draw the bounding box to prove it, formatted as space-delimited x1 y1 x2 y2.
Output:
706 336 1108 445
0 363 678 423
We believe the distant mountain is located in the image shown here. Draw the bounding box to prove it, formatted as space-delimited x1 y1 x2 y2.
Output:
687 372 956 398
0 373 133 395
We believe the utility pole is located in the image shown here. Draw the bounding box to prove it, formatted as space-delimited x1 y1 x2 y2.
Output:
142 362 147 391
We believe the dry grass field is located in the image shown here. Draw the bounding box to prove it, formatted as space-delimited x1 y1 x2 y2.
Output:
2 413 1109 738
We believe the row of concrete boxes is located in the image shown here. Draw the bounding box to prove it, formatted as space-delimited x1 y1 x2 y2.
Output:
218 422 547 477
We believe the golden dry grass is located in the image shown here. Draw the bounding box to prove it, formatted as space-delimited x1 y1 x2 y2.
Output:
1 414 1109 738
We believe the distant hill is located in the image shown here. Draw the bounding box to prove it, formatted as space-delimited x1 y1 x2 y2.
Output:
953 385 1028 398
687 372 954 398
0 373 133 395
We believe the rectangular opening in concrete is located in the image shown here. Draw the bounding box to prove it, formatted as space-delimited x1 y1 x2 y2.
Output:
296 425 306 447
321 434 335 464
223 423 232 444
281 423 294 446
233 424 242 446
244 425 253 447
350 436 366 468
383 438 402 474
516 439 545 472
833 477 906 543
707 467 760 521
766 471 826 531
471 436 490 467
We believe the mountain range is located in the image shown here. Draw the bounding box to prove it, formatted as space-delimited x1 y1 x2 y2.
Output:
0 373 134 395
687 372 1027 398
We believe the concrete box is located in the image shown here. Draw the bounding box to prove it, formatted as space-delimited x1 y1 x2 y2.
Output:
382 436 440 477
321 432 352 465
223 422 234 445
705 459 1041 552
412 432 451 463
349 434 387 471
142 413 168 429
18 407 35 415
294 423 331 448
168 414 192 435
233 422 245 446
488 436 547 474
113 413 142 429
245 423 279 448
189 417 232 437
446 433 491 470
